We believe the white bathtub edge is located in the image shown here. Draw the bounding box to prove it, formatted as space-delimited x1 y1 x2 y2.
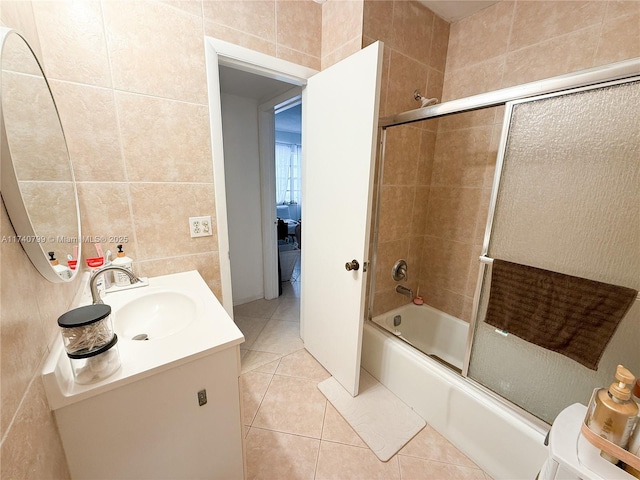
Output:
362 322 549 480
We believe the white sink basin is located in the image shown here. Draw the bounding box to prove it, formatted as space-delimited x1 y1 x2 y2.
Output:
113 290 198 341
42 271 246 410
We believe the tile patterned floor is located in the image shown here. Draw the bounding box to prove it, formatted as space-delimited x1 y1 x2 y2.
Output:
234 275 493 480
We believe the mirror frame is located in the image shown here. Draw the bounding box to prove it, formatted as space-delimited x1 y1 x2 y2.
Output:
0 27 82 283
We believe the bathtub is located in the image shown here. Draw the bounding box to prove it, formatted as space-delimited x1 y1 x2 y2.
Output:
362 306 549 480
371 303 468 371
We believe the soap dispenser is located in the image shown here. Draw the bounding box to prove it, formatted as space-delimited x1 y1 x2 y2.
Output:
624 380 640 477
587 364 639 463
111 244 133 287
48 252 71 280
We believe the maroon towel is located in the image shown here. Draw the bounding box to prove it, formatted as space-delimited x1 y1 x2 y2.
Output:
485 260 637 370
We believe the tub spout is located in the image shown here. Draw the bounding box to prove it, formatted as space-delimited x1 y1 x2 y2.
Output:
395 284 413 298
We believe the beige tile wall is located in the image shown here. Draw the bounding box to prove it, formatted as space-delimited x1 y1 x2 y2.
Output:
365 0 449 316
425 0 640 321
0 3 77 476
321 0 363 69
418 108 502 320
0 0 323 477
0 203 77 477
203 0 322 70
364 0 449 117
444 0 640 99
16 0 220 295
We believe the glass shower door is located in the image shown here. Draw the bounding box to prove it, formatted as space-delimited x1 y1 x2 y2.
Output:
468 79 640 424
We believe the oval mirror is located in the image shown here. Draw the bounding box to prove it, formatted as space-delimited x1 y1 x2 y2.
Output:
0 28 81 282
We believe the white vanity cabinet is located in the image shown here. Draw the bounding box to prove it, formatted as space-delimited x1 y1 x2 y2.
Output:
42 271 246 480
55 346 244 479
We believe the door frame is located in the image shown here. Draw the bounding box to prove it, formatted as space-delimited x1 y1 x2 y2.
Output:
204 38 317 315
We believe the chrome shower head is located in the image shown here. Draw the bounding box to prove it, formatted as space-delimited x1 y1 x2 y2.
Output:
413 90 438 108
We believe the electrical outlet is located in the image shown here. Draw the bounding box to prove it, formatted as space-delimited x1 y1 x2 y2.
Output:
189 216 212 238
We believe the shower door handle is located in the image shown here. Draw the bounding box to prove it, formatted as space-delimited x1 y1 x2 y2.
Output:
345 260 360 271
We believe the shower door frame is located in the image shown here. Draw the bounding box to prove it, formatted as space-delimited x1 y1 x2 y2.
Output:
378 58 640 129
465 76 640 429
373 57 640 380
470 74 640 368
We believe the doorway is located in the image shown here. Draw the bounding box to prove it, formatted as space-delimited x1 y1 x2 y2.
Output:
206 38 384 398
217 65 302 307
274 102 302 295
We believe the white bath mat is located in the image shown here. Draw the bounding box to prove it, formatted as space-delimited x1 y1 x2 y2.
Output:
317 368 425 462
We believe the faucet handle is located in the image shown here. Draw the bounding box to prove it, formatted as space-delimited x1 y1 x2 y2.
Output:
392 259 408 281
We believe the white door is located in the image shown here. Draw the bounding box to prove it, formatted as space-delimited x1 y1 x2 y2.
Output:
301 42 383 396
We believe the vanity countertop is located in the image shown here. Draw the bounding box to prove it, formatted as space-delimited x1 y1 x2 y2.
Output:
42 270 244 410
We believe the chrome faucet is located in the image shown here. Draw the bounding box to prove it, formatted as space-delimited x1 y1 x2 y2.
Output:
395 284 413 298
90 266 141 304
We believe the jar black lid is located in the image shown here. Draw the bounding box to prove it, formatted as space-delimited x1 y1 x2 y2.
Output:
67 334 118 359
57 304 111 328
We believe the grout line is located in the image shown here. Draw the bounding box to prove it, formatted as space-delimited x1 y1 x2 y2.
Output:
273 0 278 58
197 0 204 24
97 0 142 266
314 402 328 479
496 1 514 92
247 425 323 443
45 77 113 92
46 77 210 109
240 354 283 375
314 447 319 480
394 449 478 465
397 454 486 472
156 0 204 20
268 317 301 325
75 180 215 186
204 20 277 55
136 250 219 260
592 0 609 67
247 370 276 428
505 20 607 59
436 121 500 134
314 436 485 472
0 365 41 447
110 87 209 108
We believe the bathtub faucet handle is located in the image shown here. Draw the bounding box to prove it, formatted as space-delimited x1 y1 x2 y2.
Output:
392 259 408 281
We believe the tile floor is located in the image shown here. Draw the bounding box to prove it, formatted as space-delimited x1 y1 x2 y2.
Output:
233 272 492 480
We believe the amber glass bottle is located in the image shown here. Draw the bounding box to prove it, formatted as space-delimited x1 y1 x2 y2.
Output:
587 365 638 463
